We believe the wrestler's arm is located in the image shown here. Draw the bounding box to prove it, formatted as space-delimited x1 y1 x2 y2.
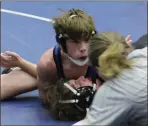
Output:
19 58 37 78
18 49 54 78
0 55 40 100
1 51 37 78
0 49 53 100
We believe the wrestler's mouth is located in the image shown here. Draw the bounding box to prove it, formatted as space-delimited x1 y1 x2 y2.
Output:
79 56 88 61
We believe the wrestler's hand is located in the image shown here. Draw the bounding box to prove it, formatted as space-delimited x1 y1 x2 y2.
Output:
68 80 78 88
69 76 93 88
0 51 23 68
69 76 102 90
76 76 92 87
76 76 102 90
125 34 132 45
95 79 102 90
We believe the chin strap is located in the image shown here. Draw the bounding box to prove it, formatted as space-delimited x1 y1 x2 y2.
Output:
65 53 89 66
57 43 88 66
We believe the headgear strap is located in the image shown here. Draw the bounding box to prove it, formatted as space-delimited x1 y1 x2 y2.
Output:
58 31 96 39
69 14 77 19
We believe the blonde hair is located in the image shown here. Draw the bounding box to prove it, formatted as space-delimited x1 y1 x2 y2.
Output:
89 32 133 78
53 9 95 41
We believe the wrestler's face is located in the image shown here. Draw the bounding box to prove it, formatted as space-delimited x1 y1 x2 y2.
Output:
66 39 88 61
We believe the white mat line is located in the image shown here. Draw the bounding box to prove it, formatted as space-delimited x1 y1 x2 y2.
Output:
1 9 55 23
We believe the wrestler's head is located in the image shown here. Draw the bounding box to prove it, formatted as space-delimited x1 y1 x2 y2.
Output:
88 32 134 79
53 9 96 66
49 78 96 121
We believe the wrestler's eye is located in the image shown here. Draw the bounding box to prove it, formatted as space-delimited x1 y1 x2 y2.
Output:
70 40 78 43
74 40 89 43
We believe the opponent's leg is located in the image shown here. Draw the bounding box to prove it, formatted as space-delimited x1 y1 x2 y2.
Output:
1 68 37 100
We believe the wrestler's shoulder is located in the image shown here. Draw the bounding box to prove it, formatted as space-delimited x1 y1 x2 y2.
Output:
37 47 56 72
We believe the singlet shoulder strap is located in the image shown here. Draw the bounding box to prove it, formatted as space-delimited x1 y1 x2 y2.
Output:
53 45 65 79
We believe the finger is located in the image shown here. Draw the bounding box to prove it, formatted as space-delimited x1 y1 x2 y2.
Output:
83 83 91 87
1 52 4 55
0 56 6 64
76 78 81 85
72 82 79 89
75 84 80 89
127 40 133 44
69 83 75 88
1 53 5 60
1 64 9 68
75 79 79 85
77 76 83 82
79 82 88 87
5 51 19 58
76 80 82 88
79 80 86 86
76 76 86 87
125 35 131 41
0 57 15 69
80 76 87 82
69 80 78 89
1 53 7 58
1 61 11 68
1 54 13 61
96 79 102 90
0 61 6 67
85 78 92 83
81 76 85 81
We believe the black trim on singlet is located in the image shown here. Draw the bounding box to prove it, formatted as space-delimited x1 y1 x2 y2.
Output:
53 45 65 79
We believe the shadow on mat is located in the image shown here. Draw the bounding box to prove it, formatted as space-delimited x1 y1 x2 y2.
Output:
2 96 39 102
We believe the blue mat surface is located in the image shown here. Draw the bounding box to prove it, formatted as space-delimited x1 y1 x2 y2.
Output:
1 1 147 126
